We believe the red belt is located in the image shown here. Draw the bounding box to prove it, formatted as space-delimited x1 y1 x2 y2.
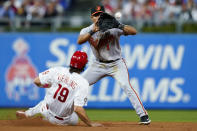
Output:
54 116 64 120
46 104 64 121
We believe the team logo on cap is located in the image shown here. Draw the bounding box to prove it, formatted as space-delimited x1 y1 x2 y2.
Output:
5 38 39 101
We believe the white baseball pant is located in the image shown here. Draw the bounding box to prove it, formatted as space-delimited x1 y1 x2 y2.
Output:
25 100 78 125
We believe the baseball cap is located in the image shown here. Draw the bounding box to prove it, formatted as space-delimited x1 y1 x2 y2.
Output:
70 51 88 69
91 5 105 16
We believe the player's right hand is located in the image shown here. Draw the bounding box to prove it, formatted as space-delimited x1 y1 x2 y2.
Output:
93 23 99 32
90 122 104 127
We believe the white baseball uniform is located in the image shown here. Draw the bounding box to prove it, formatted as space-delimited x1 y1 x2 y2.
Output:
80 24 148 117
25 67 89 125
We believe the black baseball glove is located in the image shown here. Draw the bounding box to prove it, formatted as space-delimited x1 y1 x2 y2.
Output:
97 13 121 32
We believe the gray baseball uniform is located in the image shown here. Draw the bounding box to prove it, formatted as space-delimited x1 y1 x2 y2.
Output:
80 24 148 117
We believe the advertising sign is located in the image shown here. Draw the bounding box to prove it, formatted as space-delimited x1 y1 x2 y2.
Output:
0 33 196 109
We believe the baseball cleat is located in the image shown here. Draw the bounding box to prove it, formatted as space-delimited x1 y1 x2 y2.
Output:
139 115 151 125
16 110 27 119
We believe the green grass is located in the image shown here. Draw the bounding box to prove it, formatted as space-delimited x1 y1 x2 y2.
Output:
0 109 197 122
0 108 20 120
86 109 197 122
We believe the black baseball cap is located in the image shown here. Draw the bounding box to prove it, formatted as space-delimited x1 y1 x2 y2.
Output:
91 5 105 16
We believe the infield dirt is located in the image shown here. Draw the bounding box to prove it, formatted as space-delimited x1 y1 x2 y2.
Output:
0 117 196 131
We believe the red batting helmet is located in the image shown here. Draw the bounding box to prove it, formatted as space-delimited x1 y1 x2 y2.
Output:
70 51 88 69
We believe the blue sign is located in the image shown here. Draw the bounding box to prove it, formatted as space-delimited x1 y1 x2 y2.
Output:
0 33 197 109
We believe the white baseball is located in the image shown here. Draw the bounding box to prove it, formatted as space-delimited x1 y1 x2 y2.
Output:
115 12 122 19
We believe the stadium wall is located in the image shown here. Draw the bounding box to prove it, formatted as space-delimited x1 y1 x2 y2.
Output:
0 33 197 109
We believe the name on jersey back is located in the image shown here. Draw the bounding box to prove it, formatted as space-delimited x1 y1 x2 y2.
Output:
58 74 77 89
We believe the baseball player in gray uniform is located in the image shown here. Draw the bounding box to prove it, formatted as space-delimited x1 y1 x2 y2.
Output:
77 5 151 125
16 51 102 127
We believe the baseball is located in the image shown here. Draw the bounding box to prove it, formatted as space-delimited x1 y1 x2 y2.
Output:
115 11 122 19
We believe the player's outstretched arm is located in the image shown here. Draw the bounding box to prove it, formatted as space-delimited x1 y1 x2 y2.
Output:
122 25 137 35
74 106 103 127
34 77 51 88
34 77 42 87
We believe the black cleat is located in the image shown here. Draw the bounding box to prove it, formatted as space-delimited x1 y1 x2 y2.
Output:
139 115 151 125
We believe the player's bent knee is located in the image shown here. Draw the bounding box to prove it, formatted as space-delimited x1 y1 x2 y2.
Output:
69 112 79 125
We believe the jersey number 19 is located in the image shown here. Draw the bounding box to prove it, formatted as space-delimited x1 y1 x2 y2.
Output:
53 84 69 103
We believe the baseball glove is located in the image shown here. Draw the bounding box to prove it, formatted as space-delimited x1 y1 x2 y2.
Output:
97 13 120 32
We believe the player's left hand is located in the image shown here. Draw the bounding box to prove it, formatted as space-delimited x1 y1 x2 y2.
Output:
90 122 104 127
97 12 120 32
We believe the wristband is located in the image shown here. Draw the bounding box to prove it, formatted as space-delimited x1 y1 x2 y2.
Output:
89 30 95 35
43 84 49 88
118 24 125 30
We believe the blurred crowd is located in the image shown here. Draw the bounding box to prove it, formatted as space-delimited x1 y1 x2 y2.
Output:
0 0 197 26
0 0 71 20
102 0 197 24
